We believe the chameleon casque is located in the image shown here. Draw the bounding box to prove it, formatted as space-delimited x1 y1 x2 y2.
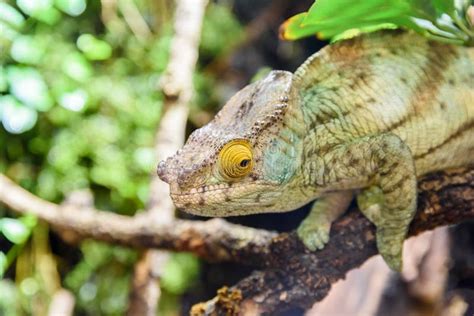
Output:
157 31 474 270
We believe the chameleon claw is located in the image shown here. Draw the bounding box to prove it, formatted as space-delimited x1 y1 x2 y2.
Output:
297 220 330 251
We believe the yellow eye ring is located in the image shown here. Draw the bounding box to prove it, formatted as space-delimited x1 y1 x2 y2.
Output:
218 140 253 180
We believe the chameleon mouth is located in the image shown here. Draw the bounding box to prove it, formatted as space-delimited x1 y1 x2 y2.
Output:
171 183 234 196
169 181 280 216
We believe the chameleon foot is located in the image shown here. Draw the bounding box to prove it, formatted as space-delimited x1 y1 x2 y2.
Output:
297 218 330 251
297 192 353 251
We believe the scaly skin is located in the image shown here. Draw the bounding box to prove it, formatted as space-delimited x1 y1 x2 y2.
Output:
157 31 474 270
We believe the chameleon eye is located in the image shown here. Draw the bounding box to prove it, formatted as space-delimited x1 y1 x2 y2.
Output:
218 140 253 180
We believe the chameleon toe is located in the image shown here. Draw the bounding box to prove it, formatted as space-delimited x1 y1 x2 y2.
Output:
297 222 330 251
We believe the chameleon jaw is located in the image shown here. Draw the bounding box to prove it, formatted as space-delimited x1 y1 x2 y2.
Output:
169 181 281 217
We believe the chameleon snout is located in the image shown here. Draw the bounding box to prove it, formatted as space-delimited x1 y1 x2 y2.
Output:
157 158 205 191
157 160 171 184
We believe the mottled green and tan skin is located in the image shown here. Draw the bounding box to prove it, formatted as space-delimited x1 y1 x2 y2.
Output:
157 31 474 270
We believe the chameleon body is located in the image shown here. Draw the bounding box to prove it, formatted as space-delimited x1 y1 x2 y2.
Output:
157 31 474 270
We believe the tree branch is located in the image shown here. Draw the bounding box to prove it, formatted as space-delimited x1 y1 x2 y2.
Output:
0 173 276 263
1 165 473 313
191 167 474 315
1 167 473 263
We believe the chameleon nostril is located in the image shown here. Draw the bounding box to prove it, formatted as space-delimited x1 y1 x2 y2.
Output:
157 160 170 183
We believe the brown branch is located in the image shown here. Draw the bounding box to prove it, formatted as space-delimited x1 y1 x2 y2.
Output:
127 0 208 314
1 168 473 264
0 173 276 263
191 167 474 315
1 164 473 314
127 251 161 316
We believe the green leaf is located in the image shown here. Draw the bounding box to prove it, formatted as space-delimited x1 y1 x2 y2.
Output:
62 52 93 81
280 13 320 40
59 89 88 112
432 0 455 15
0 279 19 316
0 66 7 92
409 0 438 20
299 0 410 39
0 3 25 40
0 3 25 29
0 218 30 244
302 0 408 27
16 0 61 25
17 0 54 15
280 0 472 45
20 214 38 230
77 34 112 61
55 0 87 16
0 95 38 134
10 35 46 64
0 252 6 278
0 23 18 41
6 66 53 111
331 23 399 42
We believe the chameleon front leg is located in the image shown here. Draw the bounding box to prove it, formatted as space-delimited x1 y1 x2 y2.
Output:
297 191 354 251
302 133 417 271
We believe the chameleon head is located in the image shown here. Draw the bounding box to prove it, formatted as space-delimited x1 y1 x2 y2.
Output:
157 71 307 216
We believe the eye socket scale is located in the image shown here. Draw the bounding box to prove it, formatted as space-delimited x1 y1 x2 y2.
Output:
218 140 254 180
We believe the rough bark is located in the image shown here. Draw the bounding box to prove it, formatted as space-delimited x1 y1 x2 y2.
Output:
1 164 473 314
0 172 277 263
191 167 474 315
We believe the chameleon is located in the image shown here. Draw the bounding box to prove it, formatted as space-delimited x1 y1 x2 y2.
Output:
157 31 474 271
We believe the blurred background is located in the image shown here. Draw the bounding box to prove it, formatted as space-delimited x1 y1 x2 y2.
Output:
0 0 320 315
1 0 473 315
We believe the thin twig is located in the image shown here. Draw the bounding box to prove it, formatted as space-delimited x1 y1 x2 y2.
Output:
117 0 152 42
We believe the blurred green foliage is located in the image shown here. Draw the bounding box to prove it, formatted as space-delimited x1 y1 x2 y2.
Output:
0 215 37 278
281 0 474 45
200 3 244 56
0 0 243 315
